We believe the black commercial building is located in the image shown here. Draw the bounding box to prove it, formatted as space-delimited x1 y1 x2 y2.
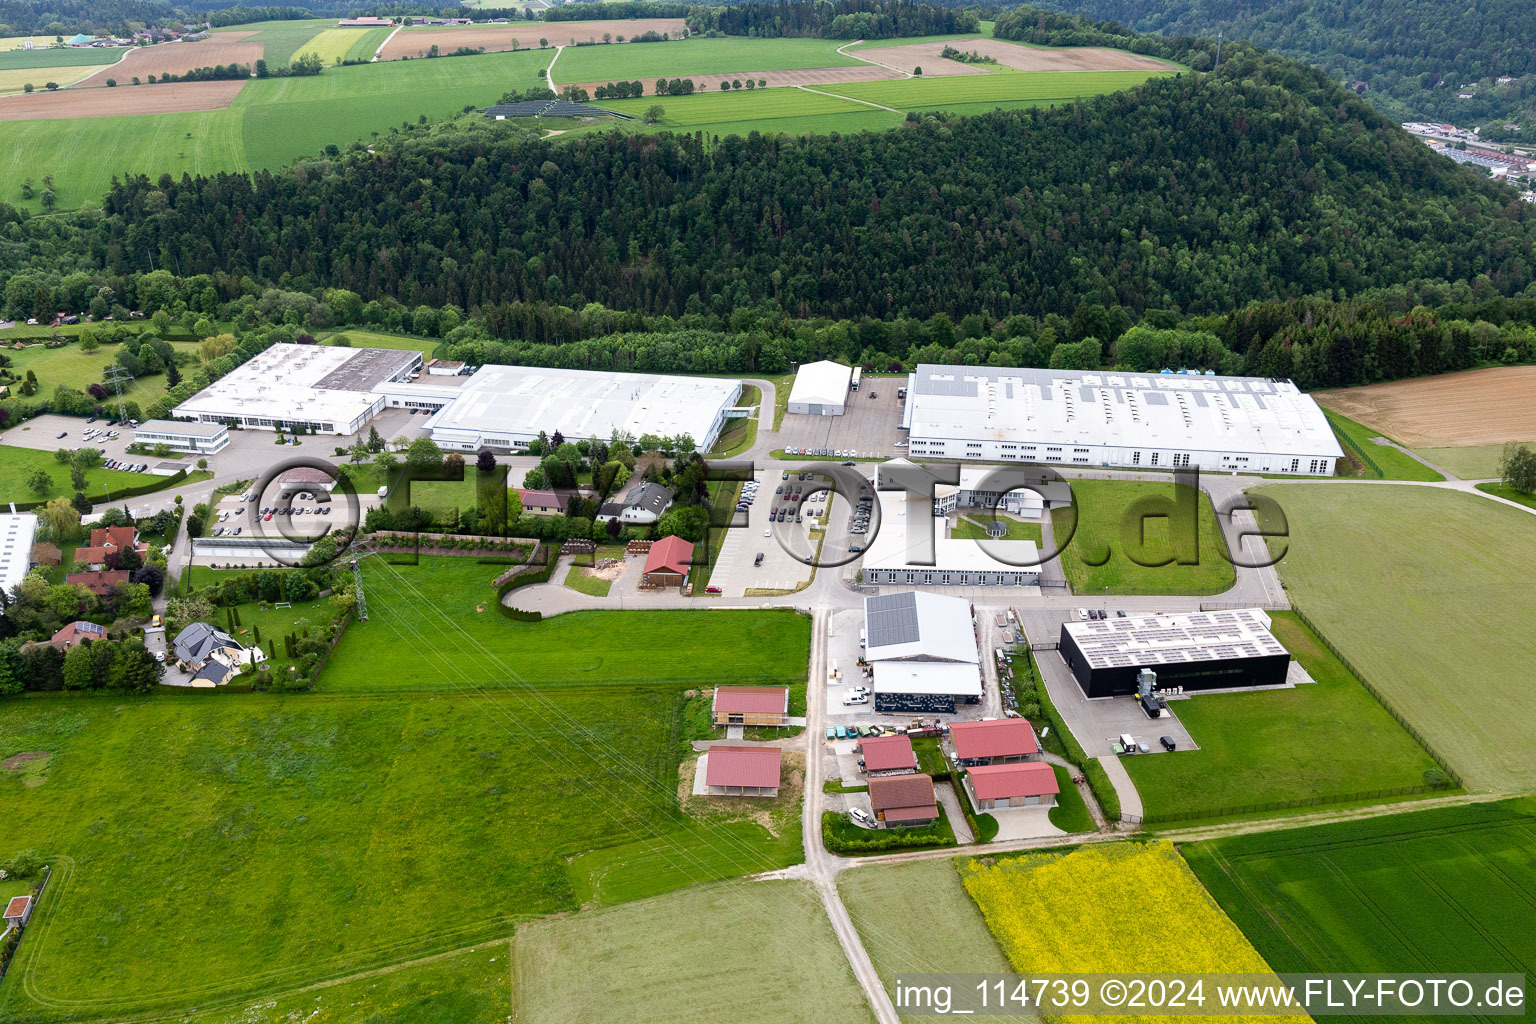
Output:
1058 609 1291 698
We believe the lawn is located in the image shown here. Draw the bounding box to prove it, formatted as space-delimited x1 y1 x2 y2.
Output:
0 687 734 1018
1256 483 1536 793
321 328 437 357
1184 798 1536 980
1121 612 1443 824
599 85 876 128
845 26 997 50
708 383 758 457
1 335 194 409
951 513 1042 544
554 35 856 83
0 46 122 70
563 564 612 597
1049 478 1235 595
196 590 345 678
1046 763 1094 833
823 68 1171 111
514 880 874 1024
1323 408 1444 481
1476 481 1536 510
322 556 810 692
839 859 1022 1024
1418 442 1530 479
0 444 149 502
961 842 1306 1023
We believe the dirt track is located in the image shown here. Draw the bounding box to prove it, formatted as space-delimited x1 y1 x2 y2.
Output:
1315 365 1536 447
859 37 1177 73
844 43 988 77
72 33 263 88
568 64 899 93
379 19 686 60
0 78 246 119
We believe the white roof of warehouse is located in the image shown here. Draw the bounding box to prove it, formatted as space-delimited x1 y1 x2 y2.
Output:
905 364 1343 457
134 419 228 437
1063 608 1287 670
872 661 982 696
424 365 738 447
0 513 38 596
172 344 413 427
862 493 1041 575
788 360 852 406
864 591 978 664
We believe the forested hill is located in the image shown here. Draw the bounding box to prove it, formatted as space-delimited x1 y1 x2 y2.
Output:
32 46 1535 320
1011 0 1536 135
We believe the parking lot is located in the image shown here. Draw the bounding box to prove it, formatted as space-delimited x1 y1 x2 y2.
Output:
777 381 906 459
707 468 818 596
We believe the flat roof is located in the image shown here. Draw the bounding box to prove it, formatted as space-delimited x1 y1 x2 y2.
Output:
788 360 852 406
133 419 228 437
423 365 739 448
0 513 38 596
704 746 782 789
1062 608 1287 671
862 493 1040 575
905 364 1343 458
864 591 978 664
872 661 982 696
173 344 411 427
314 347 418 390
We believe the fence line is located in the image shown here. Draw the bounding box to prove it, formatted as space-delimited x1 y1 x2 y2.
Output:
1327 413 1384 477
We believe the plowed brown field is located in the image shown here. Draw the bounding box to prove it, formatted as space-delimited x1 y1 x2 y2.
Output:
1314 365 1536 446
379 19 687 60
859 37 1177 73
0 78 245 119
568 63 899 93
72 33 263 88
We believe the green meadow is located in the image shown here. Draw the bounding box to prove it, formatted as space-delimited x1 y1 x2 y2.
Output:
826 68 1172 111
554 35 858 82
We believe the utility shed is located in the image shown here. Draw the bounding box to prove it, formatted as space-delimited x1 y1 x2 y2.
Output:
704 745 782 797
787 360 852 416
712 686 790 728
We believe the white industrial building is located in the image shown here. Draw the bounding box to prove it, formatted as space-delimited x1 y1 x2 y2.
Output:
420 365 741 452
863 591 981 713
132 420 230 455
787 360 852 416
172 345 421 435
861 487 1042 587
170 345 743 452
0 512 39 596
901 365 1343 475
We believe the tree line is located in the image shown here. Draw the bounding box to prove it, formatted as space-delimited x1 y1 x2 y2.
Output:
685 0 978 39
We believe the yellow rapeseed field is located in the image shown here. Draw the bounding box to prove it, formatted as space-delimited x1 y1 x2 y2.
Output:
960 842 1311 1024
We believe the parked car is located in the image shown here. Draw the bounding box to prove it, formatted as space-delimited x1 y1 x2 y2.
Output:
704 585 722 595
1077 608 1089 620
849 808 876 828
1117 610 1128 617
1160 736 1177 751
827 726 837 741
842 694 868 706
56 431 67 438
754 552 764 566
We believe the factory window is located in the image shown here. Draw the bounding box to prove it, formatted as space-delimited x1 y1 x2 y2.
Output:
966 443 982 449
1289 459 1300 472
1131 452 1141 465
1074 447 1089 453
1150 453 1160 466
1046 446 1062 452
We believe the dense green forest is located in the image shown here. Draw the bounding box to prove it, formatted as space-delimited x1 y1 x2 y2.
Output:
685 0 978 39
1015 0 1536 136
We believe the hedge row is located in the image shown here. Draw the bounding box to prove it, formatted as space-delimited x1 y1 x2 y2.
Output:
13 468 190 512
1027 647 1121 822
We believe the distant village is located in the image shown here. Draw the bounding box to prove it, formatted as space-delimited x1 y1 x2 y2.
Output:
1402 121 1536 199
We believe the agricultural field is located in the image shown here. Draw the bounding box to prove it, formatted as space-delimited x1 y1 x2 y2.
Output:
0 46 123 70
0 444 148 502
380 19 687 61
1185 799 1536 979
71 31 263 88
829 67 1170 114
0 684 792 1019
514 880 874 1024
1323 409 1445 481
858 37 1177 74
1122 612 1443 824
600 86 893 131
0 64 100 92
961 842 1306 1024
839 860 1026 1024
1256 483 1536 792
212 19 332 67
554 34 858 82
1049 478 1236 595
1316 365 1536 449
323 556 810 692
302 28 380 65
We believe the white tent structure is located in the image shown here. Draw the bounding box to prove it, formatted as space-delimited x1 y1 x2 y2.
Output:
787 360 852 416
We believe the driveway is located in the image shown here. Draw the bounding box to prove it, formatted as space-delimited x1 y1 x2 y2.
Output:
989 805 1065 841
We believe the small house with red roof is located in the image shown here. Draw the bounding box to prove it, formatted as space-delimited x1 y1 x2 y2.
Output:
703 745 781 797
867 773 939 828
857 734 918 776
72 525 146 570
641 535 694 589
3 894 34 931
65 569 130 598
50 620 107 649
963 761 1059 810
948 718 1040 766
712 686 789 728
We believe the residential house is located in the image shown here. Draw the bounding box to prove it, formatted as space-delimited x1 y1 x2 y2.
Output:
519 489 585 516
173 621 262 671
711 686 789 728
641 535 694 589
867 773 939 828
703 745 781 797
50 620 107 649
595 481 673 525
948 718 1040 766
72 525 146 570
963 761 1059 810
65 570 129 598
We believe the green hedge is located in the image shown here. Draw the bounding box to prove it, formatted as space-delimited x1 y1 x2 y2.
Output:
1028 647 1121 822
950 777 1000 842
821 807 957 855
495 547 557 617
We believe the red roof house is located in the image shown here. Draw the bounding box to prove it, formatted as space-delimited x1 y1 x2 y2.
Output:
858 734 918 775
964 761 1060 810
703 745 781 796
66 570 130 597
867 773 939 827
50 620 107 648
948 718 1040 765
73 525 146 569
712 686 790 727
642 535 694 588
